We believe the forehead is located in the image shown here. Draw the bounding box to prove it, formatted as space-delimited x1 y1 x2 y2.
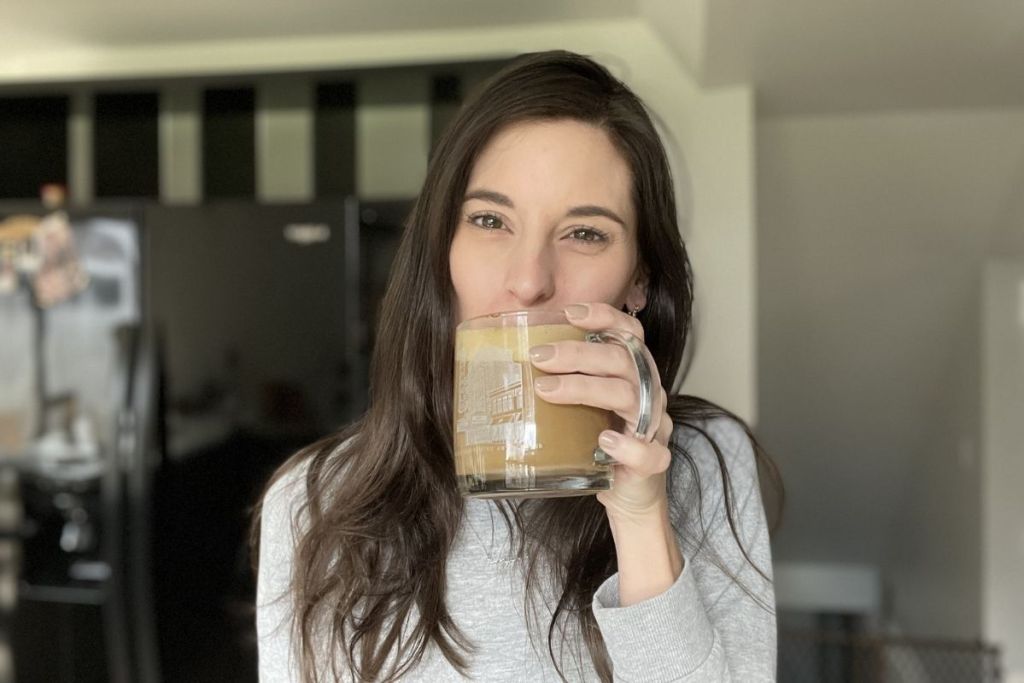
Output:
467 119 635 221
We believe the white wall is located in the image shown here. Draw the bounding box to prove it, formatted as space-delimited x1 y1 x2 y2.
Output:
983 260 1024 680
159 85 202 203
355 70 430 200
256 76 315 202
774 561 881 617
757 107 1024 637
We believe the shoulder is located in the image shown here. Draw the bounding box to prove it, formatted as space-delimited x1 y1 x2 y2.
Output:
670 415 757 484
264 454 313 516
665 416 763 529
261 434 353 534
259 456 313 549
266 456 311 503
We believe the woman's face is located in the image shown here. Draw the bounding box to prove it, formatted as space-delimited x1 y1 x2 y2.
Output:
449 119 646 324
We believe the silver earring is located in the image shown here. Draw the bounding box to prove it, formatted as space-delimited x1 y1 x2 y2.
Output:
629 305 641 318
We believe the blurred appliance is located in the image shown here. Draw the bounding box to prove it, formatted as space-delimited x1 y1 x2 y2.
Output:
0 198 408 682
145 198 406 682
0 202 155 683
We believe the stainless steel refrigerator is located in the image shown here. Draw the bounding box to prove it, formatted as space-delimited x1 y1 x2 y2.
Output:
0 197 408 682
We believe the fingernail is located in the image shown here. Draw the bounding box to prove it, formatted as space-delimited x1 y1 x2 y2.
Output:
598 431 621 449
534 376 560 392
564 304 589 320
529 344 555 362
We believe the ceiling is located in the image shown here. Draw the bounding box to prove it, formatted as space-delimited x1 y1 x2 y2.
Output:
2 0 1023 115
703 0 1024 115
0 0 633 46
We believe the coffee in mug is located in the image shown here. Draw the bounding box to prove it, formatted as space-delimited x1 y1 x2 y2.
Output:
453 309 657 498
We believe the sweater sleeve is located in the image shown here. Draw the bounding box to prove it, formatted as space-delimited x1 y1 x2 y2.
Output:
256 462 309 683
590 418 777 682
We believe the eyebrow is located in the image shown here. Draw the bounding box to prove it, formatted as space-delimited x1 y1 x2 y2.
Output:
463 188 627 228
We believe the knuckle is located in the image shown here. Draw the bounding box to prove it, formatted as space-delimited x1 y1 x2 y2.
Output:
630 381 642 409
614 380 638 415
565 376 587 403
598 301 618 327
655 445 672 473
570 340 586 363
630 318 645 340
616 346 633 376
658 413 673 444
582 376 606 404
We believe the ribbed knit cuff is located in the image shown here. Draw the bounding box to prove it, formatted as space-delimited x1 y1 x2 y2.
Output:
592 561 717 681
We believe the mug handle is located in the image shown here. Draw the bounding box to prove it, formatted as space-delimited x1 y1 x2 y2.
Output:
585 330 661 444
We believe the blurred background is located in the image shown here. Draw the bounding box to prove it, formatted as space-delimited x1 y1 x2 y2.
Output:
0 1 1021 682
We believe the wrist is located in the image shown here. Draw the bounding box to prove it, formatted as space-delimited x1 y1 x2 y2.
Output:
607 502 684 605
605 498 671 529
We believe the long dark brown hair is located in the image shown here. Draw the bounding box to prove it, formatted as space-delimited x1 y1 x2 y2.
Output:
251 50 783 682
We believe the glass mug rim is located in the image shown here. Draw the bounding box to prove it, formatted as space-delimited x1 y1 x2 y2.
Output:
456 308 571 330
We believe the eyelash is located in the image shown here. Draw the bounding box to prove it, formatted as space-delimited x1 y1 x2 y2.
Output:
467 212 609 244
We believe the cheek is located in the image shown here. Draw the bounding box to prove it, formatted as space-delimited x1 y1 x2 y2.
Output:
567 256 636 304
448 234 485 312
449 260 475 301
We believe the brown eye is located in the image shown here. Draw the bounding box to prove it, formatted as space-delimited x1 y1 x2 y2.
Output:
471 213 504 230
569 227 608 243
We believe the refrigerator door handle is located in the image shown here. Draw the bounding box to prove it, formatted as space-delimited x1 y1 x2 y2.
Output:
115 410 137 474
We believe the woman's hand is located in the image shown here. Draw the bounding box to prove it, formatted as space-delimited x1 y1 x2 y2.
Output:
530 302 682 604
529 302 674 521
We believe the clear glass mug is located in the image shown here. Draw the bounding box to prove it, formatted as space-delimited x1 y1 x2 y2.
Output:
453 309 659 498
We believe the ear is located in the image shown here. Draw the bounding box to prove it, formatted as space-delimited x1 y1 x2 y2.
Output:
624 271 648 313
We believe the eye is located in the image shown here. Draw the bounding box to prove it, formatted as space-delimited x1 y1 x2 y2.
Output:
568 226 608 243
469 213 505 231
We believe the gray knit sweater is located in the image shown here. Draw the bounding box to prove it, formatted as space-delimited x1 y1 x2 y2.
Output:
256 417 776 681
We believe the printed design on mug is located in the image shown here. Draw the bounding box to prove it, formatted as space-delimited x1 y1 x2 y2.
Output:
455 345 539 453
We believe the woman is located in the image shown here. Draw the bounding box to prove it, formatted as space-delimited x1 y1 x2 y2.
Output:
254 50 782 682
